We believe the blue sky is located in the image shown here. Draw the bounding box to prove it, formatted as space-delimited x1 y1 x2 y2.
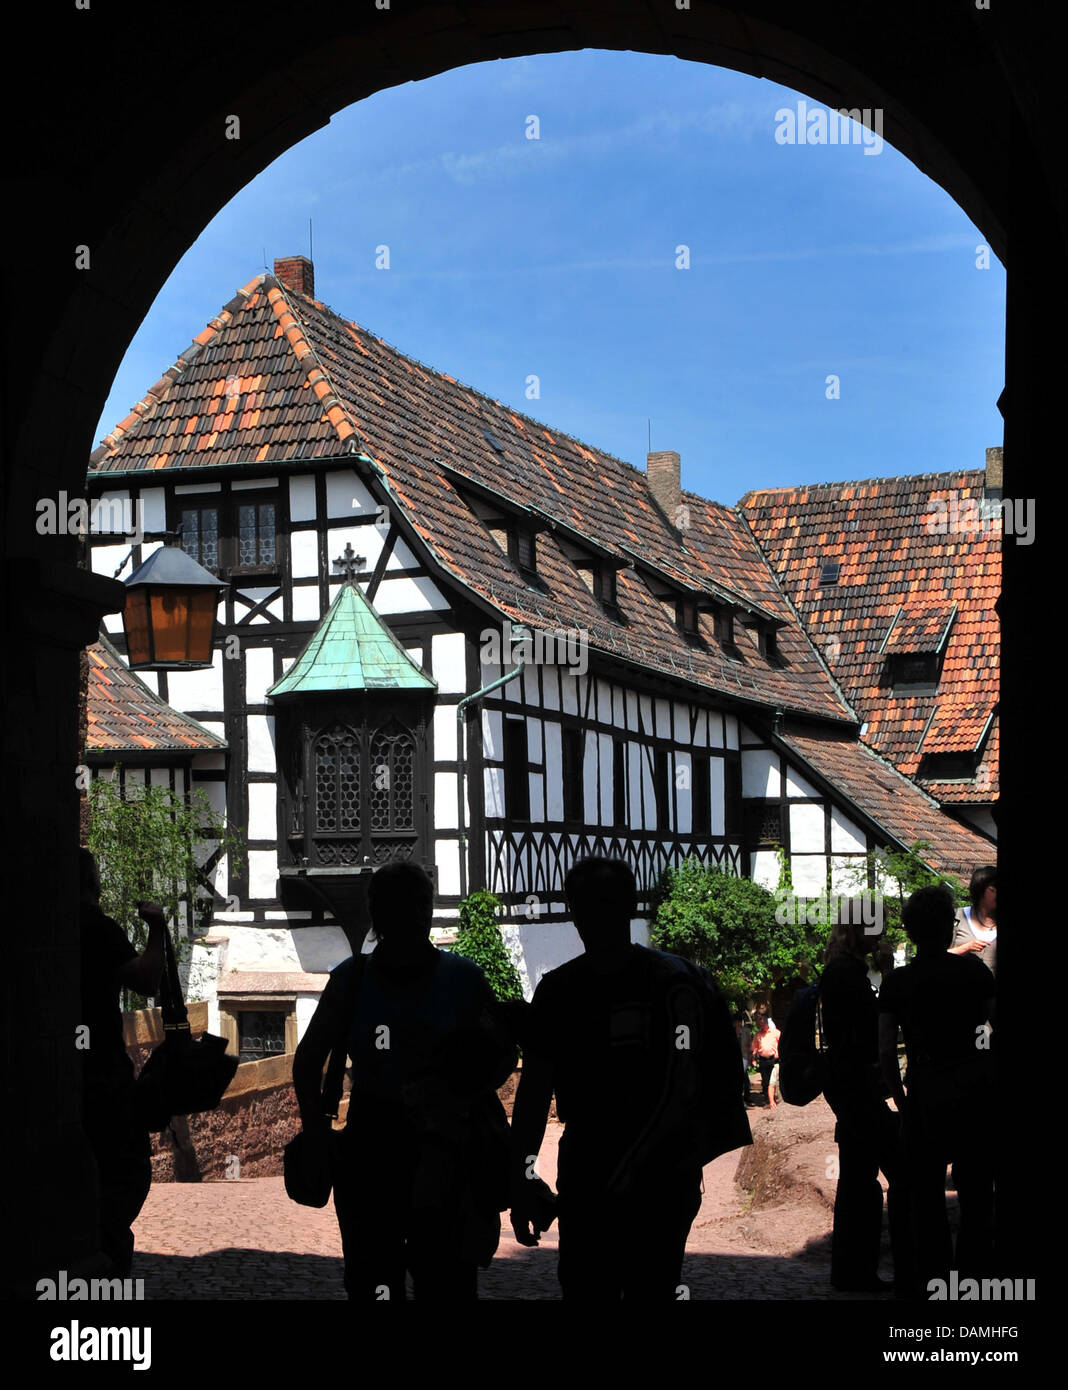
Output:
95 50 1005 507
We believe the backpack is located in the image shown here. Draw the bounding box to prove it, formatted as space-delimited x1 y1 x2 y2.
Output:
606 952 752 1195
777 979 827 1106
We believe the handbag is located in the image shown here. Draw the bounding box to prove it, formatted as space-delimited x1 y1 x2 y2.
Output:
283 956 363 1207
133 922 239 1132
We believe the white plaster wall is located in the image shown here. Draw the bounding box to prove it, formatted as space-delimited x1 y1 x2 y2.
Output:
751 850 780 890
222 925 349 973
786 766 820 798
374 575 449 613
435 839 461 896
325 469 377 516
434 703 463 762
388 535 418 570
247 782 277 840
247 714 276 772
484 766 505 817
655 698 671 739
830 808 867 853
289 475 317 523
289 530 319 578
245 647 275 704
725 715 739 750
166 656 225 713
790 854 829 895
247 850 278 900
560 675 578 716
292 586 320 622
482 709 502 760
529 771 545 823
140 487 166 532
710 757 725 836
742 748 780 798
432 632 467 694
675 750 692 834
789 803 825 853
435 771 458 829
625 690 639 732
541 667 560 711
187 942 221 1005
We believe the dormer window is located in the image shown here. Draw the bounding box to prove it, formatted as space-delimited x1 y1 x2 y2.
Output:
880 603 955 692
515 528 537 580
714 606 734 647
677 597 700 637
887 652 941 687
761 627 781 664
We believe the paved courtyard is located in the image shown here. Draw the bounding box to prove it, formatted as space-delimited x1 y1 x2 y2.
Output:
131 1104 883 1300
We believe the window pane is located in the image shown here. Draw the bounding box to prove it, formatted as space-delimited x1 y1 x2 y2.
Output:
258 504 276 564
238 504 256 566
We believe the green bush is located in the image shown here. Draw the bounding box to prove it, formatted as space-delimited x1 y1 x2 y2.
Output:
648 857 819 1009
450 889 524 1003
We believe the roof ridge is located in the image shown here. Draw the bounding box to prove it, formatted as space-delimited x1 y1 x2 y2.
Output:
738 468 987 504
263 279 362 455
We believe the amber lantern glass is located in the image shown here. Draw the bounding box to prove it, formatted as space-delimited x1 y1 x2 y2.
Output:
121 544 224 669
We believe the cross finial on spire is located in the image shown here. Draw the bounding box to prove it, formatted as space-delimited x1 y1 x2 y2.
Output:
332 542 366 584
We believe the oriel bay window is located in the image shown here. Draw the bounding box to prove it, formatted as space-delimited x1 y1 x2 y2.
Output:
278 701 430 870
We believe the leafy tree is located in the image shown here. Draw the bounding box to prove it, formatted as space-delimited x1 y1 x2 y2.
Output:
649 856 820 1009
450 889 524 1003
86 776 246 1009
838 840 966 954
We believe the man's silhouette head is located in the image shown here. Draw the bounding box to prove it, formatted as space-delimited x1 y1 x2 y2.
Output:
565 857 637 958
368 862 435 955
902 883 956 953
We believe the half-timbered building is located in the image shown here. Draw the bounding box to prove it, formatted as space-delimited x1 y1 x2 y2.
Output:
85 255 994 1038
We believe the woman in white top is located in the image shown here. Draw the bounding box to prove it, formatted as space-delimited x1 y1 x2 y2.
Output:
949 865 997 978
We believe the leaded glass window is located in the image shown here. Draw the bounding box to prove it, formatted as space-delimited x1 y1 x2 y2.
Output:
314 726 360 833
180 507 219 573
369 720 415 832
238 1010 286 1062
237 502 276 567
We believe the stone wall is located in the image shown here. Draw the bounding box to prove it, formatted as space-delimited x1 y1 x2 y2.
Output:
124 1004 523 1182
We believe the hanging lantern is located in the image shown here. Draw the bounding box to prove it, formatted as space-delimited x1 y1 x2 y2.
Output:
121 543 226 669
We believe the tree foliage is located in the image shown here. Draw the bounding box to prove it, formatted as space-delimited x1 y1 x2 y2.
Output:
450 889 525 1003
86 776 246 1008
648 856 824 1009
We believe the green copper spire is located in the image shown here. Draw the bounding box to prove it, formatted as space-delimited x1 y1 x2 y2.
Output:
268 581 436 696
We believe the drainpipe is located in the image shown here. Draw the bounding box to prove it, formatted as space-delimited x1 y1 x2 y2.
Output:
456 623 532 899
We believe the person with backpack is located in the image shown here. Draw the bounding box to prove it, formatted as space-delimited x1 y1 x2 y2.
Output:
508 856 750 1300
292 862 515 1300
820 915 912 1295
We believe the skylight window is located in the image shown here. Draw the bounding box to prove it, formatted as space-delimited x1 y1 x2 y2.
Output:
819 561 840 586
482 429 505 455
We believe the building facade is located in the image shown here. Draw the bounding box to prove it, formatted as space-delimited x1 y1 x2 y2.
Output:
85 257 994 1043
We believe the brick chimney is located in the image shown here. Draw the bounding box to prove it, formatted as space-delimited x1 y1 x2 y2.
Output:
274 255 315 297
985 445 1003 490
647 450 681 525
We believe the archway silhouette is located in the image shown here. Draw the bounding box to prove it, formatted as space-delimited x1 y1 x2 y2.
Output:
3 0 1051 1291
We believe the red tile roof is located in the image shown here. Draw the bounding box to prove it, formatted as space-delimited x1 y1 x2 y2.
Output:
86 636 226 755
740 475 998 805
89 274 852 723
780 729 993 882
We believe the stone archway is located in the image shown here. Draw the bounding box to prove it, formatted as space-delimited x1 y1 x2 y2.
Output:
2 0 1054 1287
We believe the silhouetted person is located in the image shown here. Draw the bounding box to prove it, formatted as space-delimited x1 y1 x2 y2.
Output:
293 862 515 1300
510 856 749 1301
79 848 165 1274
821 917 910 1294
950 866 997 978
879 884 996 1294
